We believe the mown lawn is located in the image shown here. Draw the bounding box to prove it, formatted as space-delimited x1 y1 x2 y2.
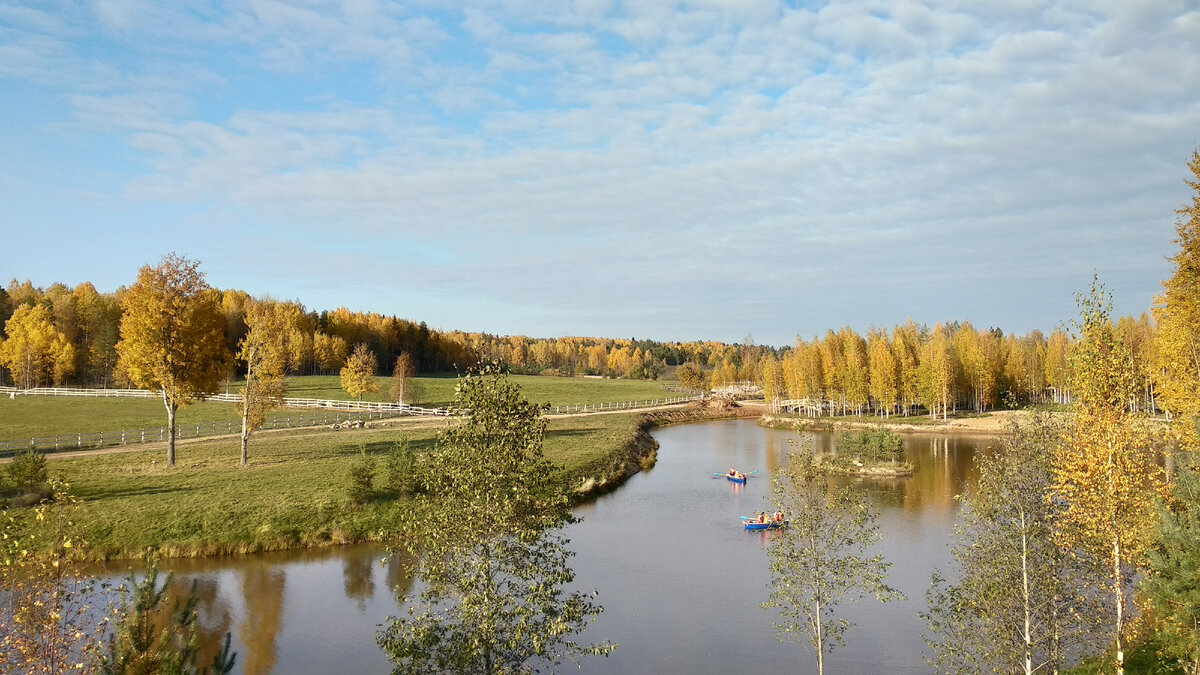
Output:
0 374 683 439
39 412 644 559
279 373 681 408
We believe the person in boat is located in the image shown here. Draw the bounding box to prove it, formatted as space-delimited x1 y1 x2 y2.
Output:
774 511 784 522
757 512 766 524
729 468 737 477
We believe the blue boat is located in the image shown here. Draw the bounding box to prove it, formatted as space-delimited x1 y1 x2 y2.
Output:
726 473 747 484
741 515 787 530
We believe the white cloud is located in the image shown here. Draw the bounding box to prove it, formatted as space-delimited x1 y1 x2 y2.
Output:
2 0 1197 342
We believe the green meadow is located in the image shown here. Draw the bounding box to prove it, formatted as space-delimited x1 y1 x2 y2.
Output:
0 374 684 440
39 412 646 559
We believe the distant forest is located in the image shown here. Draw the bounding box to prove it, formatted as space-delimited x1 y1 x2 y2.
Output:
0 277 1158 417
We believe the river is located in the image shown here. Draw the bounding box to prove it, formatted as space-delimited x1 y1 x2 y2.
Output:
120 419 993 674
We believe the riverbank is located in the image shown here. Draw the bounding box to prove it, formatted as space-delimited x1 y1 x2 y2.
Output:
757 409 1039 435
20 402 747 560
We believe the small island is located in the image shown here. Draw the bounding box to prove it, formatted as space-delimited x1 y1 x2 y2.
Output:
820 427 914 477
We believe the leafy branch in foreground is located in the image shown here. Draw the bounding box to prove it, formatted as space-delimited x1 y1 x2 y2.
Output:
378 364 614 674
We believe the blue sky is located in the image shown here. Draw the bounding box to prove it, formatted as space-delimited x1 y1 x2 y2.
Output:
2 1 1198 346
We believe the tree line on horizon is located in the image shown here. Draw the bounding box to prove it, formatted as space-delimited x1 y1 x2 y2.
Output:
0 278 786 389
748 315 1160 419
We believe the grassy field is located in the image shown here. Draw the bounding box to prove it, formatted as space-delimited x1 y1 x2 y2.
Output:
33 412 645 559
281 373 681 407
0 374 686 440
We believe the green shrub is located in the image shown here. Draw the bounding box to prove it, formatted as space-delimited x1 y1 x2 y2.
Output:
384 439 416 497
347 449 376 504
835 428 905 464
7 449 49 495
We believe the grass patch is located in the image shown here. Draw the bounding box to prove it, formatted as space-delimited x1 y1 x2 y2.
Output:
34 412 646 559
1 375 682 440
277 374 681 408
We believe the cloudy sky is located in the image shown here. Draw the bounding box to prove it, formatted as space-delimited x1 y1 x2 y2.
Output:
2 1 1198 346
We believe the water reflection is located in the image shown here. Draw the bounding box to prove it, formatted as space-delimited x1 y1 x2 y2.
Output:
239 567 285 674
101 420 994 674
341 548 375 612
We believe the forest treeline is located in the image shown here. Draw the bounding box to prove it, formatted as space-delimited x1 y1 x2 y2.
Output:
0 279 785 388
0 276 1161 419
753 315 1160 418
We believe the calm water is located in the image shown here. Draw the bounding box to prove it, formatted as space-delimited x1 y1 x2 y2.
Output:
117 420 992 674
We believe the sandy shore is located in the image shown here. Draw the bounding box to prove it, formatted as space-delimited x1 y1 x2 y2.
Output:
751 404 1038 435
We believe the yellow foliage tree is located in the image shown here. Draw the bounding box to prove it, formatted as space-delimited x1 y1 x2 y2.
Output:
116 254 229 467
1153 150 1200 449
0 304 75 388
1053 278 1167 675
237 299 298 467
340 343 379 401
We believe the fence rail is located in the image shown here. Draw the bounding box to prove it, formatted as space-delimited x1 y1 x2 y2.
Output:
0 387 703 456
0 410 401 458
0 386 450 416
550 395 701 414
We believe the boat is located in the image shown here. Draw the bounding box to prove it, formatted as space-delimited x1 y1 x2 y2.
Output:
742 518 787 530
714 469 756 483
740 515 787 530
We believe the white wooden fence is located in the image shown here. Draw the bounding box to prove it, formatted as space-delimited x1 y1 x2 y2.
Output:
0 386 450 416
0 410 396 457
0 387 703 455
550 395 701 414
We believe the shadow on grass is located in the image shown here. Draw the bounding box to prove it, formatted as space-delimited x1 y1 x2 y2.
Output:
82 484 193 501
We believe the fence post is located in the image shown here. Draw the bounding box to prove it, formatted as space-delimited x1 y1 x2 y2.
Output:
78 433 82 448
141 429 145 443
121 430 126 445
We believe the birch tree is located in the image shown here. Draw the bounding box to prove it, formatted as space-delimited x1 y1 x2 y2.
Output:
1153 150 1200 448
390 352 416 404
924 414 1103 674
340 343 379 401
378 365 614 673
116 254 228 467
1052 278 1167 675
0 304 75 388
763 448 901 675
236 299 298 467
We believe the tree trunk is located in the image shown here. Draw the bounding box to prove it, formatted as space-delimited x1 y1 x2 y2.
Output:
1114 537 1124 675
241 352 253 467
163 392 177 467
1021 511 1033 675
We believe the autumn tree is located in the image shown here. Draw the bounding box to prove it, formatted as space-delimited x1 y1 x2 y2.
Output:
918 324 956 420
389 352 416 405
1153 150 1200 449
340 343 379 401
1052 278 1167 675
924 415 1103 674
116 254 229 467
0 304 75 388
1 481 103 673
237 299 298 467
378 365 614 672
676 361 704 391
763 447 901 675
868 332 898 418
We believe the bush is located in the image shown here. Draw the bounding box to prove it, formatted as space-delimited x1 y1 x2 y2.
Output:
347 449 376 504
6 449 48 495
384 440 417 497
835 428 905 464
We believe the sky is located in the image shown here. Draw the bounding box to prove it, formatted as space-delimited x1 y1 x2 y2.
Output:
1 1 1198 347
